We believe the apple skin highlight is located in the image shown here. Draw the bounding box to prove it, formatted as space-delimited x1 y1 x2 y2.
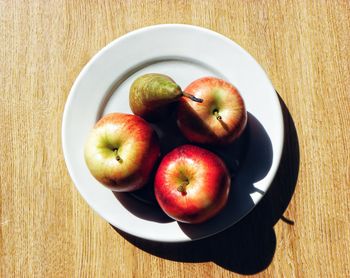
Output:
177 77 247 145
84 113 160 192
154 144 231 224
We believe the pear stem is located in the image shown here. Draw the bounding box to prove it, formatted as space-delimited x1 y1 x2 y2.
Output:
214 110 222 120
182 91 203 103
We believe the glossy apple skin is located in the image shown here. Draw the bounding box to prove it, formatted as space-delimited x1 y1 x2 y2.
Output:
177 77 247 145
154 145 230 224
84 113 160 192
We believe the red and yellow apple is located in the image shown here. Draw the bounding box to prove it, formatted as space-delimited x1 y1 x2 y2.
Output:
177 77 247 145
154 144 231 224
84 113 160 192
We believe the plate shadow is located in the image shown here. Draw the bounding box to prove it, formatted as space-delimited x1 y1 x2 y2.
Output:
112 93 299 275
177 112 272 239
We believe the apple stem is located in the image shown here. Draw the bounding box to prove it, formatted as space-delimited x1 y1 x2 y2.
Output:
214 110 222 120
182 91 203 103
116 155 122 162
113 149 123 163
177 181 189 194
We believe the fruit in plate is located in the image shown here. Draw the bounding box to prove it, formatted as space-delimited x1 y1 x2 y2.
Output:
177 77 247 145
84 113 160 192
129 73 203 121
154 144 231 224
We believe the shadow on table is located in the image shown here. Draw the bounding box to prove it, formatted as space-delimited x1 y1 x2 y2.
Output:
112 94 299 275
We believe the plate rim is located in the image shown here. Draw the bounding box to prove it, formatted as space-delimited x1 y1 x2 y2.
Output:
62 24 284 242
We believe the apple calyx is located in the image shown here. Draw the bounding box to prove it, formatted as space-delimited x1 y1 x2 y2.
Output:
213 109 222 120
113 148 123 163
182 91 203 103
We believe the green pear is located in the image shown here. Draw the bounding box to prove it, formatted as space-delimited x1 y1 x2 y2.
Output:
129 73 202 121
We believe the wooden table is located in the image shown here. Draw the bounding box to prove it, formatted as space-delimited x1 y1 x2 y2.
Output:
1 1 349 277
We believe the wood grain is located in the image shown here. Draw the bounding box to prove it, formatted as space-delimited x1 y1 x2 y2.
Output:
1 0 349 277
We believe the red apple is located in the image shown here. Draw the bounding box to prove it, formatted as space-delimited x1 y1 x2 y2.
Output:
154 144 230 224
177 77 247 145
84 113 160 192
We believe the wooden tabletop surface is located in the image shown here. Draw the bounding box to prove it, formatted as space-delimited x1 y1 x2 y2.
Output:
1 1 349 277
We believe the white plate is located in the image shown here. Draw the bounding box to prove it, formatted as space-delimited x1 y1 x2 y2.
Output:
62 24 284 242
